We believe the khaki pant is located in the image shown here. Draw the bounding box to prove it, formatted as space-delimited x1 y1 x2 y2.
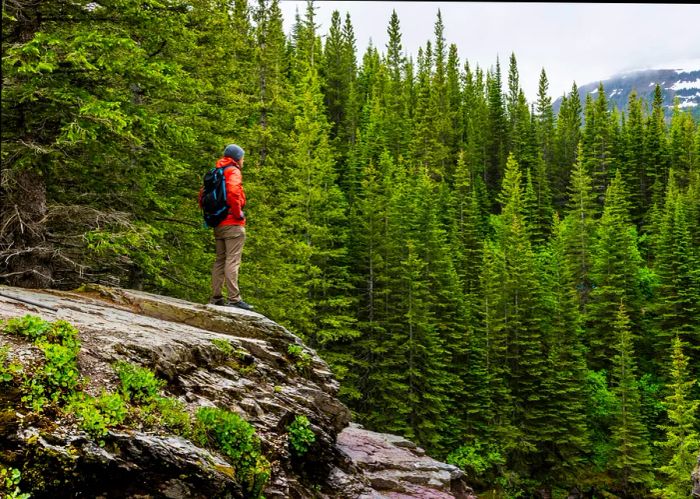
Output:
211 225 246 302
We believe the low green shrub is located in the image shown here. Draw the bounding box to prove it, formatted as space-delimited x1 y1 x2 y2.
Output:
194 406 270 497
0 466 30 499
0 345 22 384
446 439 506 478
69 391 128 441
115 361 165 405
286 344 312 371
2 315 82 411
286 414 316 456
3 316 80 352
3 314 51 342
155 396 191 435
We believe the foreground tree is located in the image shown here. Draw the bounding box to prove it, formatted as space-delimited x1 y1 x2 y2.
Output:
653 336 700 499
608 303 654 495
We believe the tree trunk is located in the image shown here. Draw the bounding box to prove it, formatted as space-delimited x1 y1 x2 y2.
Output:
1 168 53 288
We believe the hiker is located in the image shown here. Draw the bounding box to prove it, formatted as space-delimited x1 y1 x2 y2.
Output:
199 144 254 310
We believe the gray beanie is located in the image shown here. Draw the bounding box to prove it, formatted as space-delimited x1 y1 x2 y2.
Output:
223 144 245 161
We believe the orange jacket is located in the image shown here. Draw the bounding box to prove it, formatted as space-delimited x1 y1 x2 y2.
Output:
199 157 246 226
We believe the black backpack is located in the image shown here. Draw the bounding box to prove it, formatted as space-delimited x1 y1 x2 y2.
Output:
201 165 232 228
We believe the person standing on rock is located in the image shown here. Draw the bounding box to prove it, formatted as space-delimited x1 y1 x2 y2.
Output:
199 144 254 311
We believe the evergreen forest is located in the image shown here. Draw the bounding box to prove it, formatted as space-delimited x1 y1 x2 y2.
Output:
2 1 699 497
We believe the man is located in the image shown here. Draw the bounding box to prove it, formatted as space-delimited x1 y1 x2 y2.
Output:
200 144 254 310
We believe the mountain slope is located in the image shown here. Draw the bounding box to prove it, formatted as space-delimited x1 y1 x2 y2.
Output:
553 66 700 120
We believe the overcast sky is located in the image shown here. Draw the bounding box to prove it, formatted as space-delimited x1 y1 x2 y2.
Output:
278 1 700 102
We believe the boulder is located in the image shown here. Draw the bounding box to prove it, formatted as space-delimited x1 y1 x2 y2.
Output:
0 285 474 498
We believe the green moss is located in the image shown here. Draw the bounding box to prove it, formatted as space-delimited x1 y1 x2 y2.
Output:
15 441 81 495
211 338 234 356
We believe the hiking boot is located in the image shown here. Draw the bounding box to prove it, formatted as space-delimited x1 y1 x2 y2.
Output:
226 300 254 311
209 296 225 306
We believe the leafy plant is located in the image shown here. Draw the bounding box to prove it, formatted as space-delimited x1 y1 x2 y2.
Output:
286 414 316 456
0 466 30 499
446 439 506 479
194 406 270 497
37 342 81 398
68 391 127 442
286 344 312 371
155 396 191 435
0 345 23 384
115 361 165 405
2 315 83 411
3 314 51 342
3 315 80 351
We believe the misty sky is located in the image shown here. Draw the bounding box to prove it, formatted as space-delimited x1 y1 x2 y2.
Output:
278 1 700 102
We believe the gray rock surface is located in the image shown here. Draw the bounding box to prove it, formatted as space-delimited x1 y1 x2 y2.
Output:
0 285 473 498
335 424 475 499
693 454 700 498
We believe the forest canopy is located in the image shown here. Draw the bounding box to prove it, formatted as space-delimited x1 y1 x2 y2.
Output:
2 1 699 497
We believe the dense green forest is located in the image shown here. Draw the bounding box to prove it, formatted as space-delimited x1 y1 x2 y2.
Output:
2 0 699 497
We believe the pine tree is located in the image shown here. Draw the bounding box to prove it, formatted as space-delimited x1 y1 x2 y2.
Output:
463 62 489 203
534 214 591 488
535 68 556 181
653 178 700 361
644 84 669 216
582 83 614 209
553 82 582 208
345 152 395 407
283 0 356 351
562 146 597 311
341 13 360 153
384 10 407 161
485 59 508 203
609 303 655 495
429 10 454 181
449 151 490 441
321 11 352 144
621 91 646 224
668 99 698 187
587 171 641 370
492 154 549 466
368 163 455 453
506 52 521 154
479 239 517 449
653 336 700 499
447 44 464 157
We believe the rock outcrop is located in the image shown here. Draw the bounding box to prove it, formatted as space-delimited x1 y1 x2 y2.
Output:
0 285 474 498
693 454 700 498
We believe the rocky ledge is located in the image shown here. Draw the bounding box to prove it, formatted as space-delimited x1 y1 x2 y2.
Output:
0 285 474 498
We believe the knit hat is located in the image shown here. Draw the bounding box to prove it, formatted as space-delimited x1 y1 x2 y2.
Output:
223 144 245 161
